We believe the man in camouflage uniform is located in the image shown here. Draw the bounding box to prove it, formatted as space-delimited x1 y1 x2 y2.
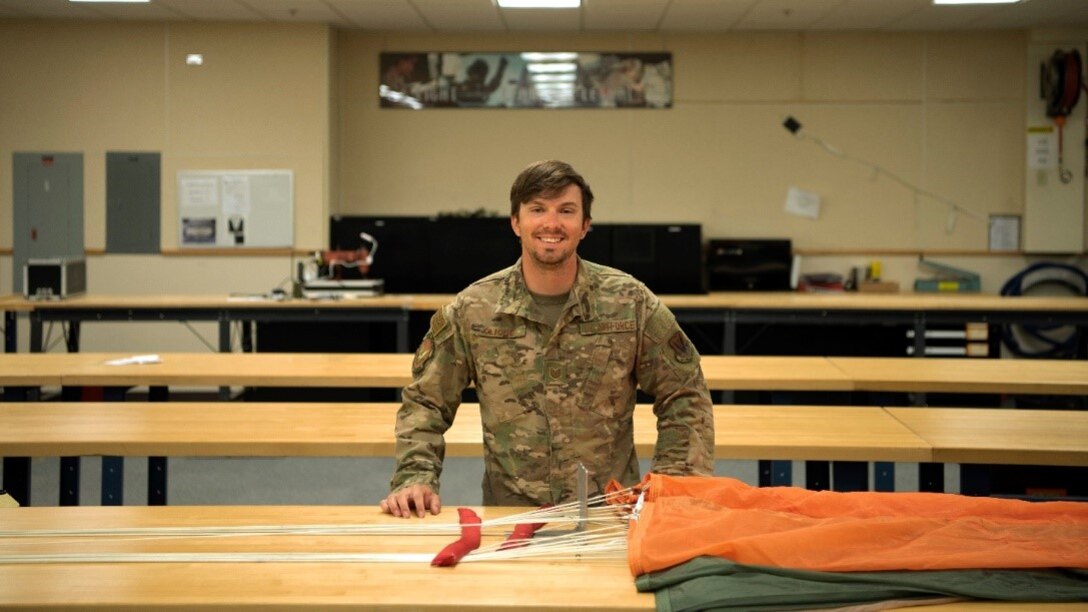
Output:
381 160 714 517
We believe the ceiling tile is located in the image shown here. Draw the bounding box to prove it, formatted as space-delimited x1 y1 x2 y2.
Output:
78 1 190 21
157 0 269 21
583 0 669 31
735 0 843 30
502 6 581 31
414 0 504 31
237 0 346 23
658 0 757 31
883 4 1000 30
967 0 1088 29
808 0 929 31
0 0 108 19
326 0 429 29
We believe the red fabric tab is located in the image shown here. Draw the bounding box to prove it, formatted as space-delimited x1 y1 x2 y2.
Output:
431 508 482 567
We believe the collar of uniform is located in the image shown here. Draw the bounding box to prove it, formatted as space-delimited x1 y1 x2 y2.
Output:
495 258 598 322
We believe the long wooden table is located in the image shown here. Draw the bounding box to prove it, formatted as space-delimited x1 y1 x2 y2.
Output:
886 407 1088 467
0 352 859 394
7 292 1087 355
0 402 931 505
6 352 1087 395
829 356 1088 396
0 505 1082 611
0 402 930 462
6 401 1087 505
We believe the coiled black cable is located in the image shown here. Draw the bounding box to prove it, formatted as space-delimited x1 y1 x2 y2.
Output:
999 262 1088 358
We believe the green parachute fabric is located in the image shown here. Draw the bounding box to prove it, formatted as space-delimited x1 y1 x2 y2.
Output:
635 556 1088 612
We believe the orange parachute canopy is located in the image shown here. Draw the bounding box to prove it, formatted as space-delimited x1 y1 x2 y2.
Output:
622 474 1088 576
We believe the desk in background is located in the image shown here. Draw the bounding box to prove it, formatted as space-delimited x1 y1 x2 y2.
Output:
13 294 419 353
7 292 1088 357
7 353 1086 397
0 294 32 353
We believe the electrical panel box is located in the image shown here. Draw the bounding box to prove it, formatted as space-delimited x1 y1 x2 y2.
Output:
24 258 86 300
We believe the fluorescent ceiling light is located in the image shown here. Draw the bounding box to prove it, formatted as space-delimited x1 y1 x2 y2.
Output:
497 0 580 8
932 0 1020 4
531 73 577 82
521 52 578 62
526 62 577 73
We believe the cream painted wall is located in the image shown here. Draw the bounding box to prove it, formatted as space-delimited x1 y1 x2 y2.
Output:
337 30 1031 254
161 23 331 250
0 20 332 350
1 23 1085 354
0 19 332 253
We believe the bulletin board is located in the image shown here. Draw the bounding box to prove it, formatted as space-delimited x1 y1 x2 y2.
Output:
177 170 293 248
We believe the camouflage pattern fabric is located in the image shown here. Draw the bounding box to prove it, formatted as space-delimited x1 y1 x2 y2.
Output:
391 258 715 506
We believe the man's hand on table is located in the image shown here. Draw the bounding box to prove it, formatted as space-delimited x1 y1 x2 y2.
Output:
380 484 442 518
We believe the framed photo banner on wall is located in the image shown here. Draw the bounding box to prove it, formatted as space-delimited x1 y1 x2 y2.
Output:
379 51 672 109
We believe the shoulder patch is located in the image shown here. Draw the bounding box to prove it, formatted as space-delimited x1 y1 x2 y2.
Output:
412 336 435 374
644 305 675 344
668 331 694 364
432 307 448 334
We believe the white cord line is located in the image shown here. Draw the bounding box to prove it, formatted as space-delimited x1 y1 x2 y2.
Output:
800 132 985 228
0 523 464 539
0 552 437 565
466 525 629 563
0 505 633 542
0 487 639 544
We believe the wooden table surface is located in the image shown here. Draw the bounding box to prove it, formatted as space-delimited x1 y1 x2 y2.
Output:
699 355 856 390
0 294 35 313
4 353 1086 395
887 407 1088 467
8 292 1088 313
0 504 1082 611
0 352 415 388
0 402 932 463
828 357 1088 395
1 352 854 391
0 504 647 611
7 402 1084 467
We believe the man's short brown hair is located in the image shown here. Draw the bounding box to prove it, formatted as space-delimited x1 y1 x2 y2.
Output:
509 160 594 220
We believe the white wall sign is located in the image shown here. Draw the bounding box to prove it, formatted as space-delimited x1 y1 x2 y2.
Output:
177 170 293 248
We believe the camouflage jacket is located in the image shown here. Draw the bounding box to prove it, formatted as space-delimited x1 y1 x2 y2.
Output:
391 258 714 506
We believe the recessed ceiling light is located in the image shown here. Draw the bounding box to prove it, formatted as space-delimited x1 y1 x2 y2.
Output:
932 0 1020 4
497 0 580 8
186 54 204 66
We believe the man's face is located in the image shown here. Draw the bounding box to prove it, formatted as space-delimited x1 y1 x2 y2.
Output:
511 183 590 270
